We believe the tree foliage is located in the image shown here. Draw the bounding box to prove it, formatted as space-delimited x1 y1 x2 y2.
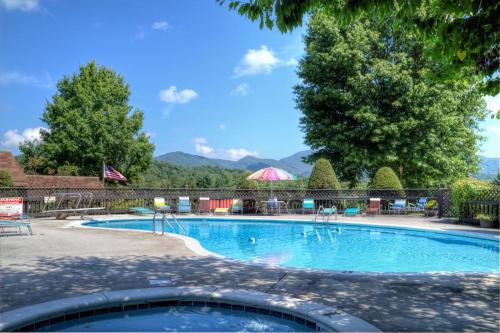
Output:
369 167 403 189
0 170 15 187
296 14 486 187
219 0 499 97
19 61 154 182
307 158 340 189
237 172 258 189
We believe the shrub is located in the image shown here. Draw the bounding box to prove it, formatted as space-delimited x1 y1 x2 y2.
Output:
424 199 438 209
476 213 495 221
369 167 403 189
450 178 491 217
0 170 14 187
307 158 340 189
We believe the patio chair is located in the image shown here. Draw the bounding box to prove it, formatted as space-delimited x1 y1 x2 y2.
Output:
388 199 407 214
302 198 315 214
320 206 338 220
366 198 381 215
343 207 360 216
129 207 155 215
411 197 427 212
177 196 191 214
214 207 229 215
154 197 171 212
231 198 243 214
267 197 278 214
0 215 32 235
198 197 210 214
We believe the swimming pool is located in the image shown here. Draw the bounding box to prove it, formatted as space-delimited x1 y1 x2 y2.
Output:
84 218 499 273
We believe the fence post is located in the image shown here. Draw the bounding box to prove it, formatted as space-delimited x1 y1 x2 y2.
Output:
438 189 443 218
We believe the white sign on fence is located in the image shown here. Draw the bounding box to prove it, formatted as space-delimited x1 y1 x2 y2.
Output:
0 197 23 217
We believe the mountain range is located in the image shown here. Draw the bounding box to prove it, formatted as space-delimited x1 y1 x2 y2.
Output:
156 150 314 176
155 151 499 179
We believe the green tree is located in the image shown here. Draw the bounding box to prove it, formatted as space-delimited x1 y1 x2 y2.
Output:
237 172 258 189
296 14 486 187
0 170 15 187
219 0 499 97
369 167 403 189
307 158 340 189
19 61 154 182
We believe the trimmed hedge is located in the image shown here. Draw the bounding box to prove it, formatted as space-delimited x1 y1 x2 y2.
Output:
369 167 403 190
307 158 340 189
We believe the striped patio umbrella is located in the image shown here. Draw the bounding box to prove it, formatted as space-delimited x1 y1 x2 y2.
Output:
247 167 296 197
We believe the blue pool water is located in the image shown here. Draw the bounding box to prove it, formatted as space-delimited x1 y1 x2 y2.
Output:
37 306 312 332
85 218 499 273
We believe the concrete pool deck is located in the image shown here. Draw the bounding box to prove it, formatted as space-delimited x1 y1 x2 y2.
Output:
1 214 499 332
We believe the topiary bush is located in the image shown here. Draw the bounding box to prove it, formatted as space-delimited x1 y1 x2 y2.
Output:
369 167 403 189
0 170 14 187
307 158 340 189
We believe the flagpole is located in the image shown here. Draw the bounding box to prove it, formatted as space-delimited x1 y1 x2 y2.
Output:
102 160 105 187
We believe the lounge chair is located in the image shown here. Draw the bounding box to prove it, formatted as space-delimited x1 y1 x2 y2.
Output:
388 199 407 214
0 215 32 235
302 198 315 214
366 198 381 215
231 198 243 214
343 207 360 216
154 197 171 212
178 196 191 214
214 207 229 215
411 197 427 212
198 197 210 214
320 206 337 220
129 207 155 215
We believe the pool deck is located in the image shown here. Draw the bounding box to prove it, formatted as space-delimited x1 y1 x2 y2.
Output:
1 214 499 332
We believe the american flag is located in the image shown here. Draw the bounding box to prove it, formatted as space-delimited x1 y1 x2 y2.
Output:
104 164 127 182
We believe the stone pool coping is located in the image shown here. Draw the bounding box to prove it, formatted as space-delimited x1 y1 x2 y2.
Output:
0 287 380 332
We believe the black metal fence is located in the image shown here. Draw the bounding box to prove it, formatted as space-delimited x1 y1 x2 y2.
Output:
0 187 452 217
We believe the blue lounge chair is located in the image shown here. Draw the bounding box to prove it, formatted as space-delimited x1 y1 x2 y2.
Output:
413 197 427 211
302 198 315 214
129 207 155 215
178 196 191 214
388 199 407 214
343 207 359 216
320 206 337 220
0 215 32 235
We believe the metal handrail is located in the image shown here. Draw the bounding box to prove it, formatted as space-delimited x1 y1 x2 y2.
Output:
169 213 186 234
313 205 324 223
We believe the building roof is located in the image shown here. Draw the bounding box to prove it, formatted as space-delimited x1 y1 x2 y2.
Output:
26 175 104 188
0 151 103 188
0 151 29 187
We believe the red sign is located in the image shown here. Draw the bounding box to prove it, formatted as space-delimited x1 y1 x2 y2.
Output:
0 197 23 217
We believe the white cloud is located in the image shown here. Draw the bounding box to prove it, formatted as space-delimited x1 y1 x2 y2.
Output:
230 83 250 96
192 137 258 161
152 21 169 31
225 148 259 160
159 86 198 104
193 137 213 155
1 0 39 11
487 125 500 135
233 45 297 77
0 127 47 149
484 94 499 114
219 124 226 130
0 70 53 88
234 46 279 77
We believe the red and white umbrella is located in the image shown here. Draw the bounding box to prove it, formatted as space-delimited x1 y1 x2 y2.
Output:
247 167 296 197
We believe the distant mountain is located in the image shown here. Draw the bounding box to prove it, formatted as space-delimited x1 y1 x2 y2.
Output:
155 150 314 176
155 151 499 180
473 156 499 180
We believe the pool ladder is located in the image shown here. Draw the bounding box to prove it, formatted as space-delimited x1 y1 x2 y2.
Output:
152 212 186 235
313 205 332 223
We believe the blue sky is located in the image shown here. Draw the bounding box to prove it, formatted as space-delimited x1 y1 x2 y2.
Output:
1 0 499 160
